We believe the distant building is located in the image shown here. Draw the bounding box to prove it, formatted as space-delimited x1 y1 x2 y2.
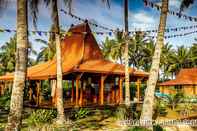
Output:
159 68 197 96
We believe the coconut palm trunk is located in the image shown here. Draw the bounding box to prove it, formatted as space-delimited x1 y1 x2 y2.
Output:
5 0 28 130
140 0 168 128
124 0 130 106
53 0 65 124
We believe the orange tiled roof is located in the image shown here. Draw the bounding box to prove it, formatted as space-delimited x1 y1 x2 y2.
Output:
0 22 148 80
160 68 197 86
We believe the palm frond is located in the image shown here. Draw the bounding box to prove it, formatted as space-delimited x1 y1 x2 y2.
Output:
29 0 40 29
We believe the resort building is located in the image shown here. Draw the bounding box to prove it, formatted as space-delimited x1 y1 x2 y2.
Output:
0 22 148 107
160 68 197 96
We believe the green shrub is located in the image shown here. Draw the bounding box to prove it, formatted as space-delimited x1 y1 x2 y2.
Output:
153 99 167 119
73 108 90 120
128 125 164 131
128 126 150 131
0 92 11 110
26 109 57 125
153 124 165 131
114 105 134 120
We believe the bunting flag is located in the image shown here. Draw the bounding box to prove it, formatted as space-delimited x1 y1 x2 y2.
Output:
149 30 197 39
0 27 114 37
60 9 115 32
129 24 197 34
143 0 197 22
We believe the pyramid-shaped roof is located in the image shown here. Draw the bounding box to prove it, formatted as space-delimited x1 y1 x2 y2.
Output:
0 23 148 80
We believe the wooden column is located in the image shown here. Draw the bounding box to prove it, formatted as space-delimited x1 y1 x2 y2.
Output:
79 81 87 106
136 79 141 102
36 81 41 106
76 79 79 106
76 74 83 107
71 80 74 104
79 81 83 106
119 77 124 104
99 75 107 105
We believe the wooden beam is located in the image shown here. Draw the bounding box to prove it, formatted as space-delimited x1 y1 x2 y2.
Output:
99 75 107 105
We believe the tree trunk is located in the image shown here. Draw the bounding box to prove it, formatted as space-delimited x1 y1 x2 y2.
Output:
140 0 168 128
5 0 28 130
53 0 65 124
124 0 130 106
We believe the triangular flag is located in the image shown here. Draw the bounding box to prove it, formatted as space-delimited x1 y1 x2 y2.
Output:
37 31 42 36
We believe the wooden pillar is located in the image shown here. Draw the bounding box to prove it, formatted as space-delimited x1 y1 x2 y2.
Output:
28 87 33 101
136 79 141 102
36 81 41 106
76 79 79 106
119 77 124 104
71 80 74 104
76 73 83 107
79 81 83 106
99 75 107 105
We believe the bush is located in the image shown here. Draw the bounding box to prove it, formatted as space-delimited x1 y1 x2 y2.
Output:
26 109 57 125
114 105 134 120
73 108 90 120
128 125 164 131
153 99 167 119
0 92 11 110
128 127 150 131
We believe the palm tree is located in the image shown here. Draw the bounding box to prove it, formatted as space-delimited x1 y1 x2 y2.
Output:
0 35 36 74
140 0 169 128
35 25 66 62
101 31 125 63
124 0 130 106
160 43 174 80
168 46 192 75
189 43 197 67
5 0 29 130
35 25 56 62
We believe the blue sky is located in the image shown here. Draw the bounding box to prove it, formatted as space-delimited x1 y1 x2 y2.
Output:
0 0 197 55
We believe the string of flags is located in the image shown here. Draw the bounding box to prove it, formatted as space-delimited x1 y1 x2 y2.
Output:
0 27 114 37
143 0 197 22
149 30 197 39
129 24 197 34
60 9 115 32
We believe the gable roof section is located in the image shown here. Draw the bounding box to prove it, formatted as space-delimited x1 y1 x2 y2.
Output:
160 68 197 86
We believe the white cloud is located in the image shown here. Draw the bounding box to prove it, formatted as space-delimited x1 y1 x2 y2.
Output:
129 11 159 30
132 11 154 23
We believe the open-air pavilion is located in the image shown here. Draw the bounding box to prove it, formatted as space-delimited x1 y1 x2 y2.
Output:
0 22 148 108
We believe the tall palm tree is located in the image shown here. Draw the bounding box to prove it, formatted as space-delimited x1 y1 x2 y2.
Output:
30 0 74 123
124 0 130 106
30 0 110 124
5 0 29 130
140 0 169 128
